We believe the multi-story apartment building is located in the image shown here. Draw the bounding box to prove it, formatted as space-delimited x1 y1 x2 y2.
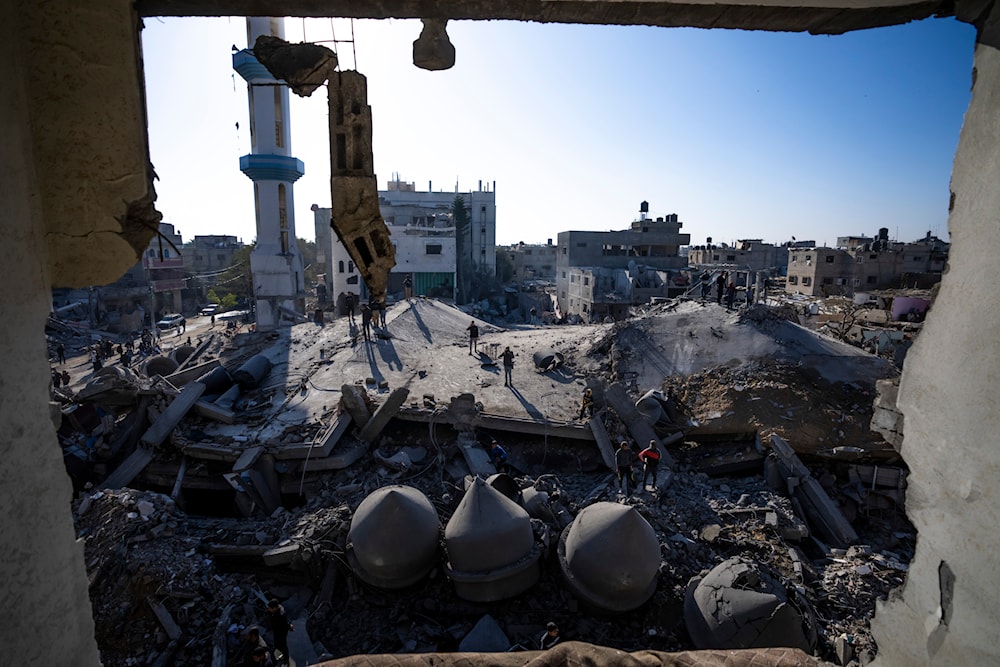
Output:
556 208 690 318
506 240 558 283
182 235 244 276
687 239 789 274
314 175 495 309
786 230 949 296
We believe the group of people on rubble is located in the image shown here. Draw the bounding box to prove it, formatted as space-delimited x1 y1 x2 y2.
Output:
345 293 391 344
615 440 662 496
232 599 294 666
466 320 516 386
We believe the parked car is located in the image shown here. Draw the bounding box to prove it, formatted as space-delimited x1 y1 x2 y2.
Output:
200 304 219 316
156 313 184 331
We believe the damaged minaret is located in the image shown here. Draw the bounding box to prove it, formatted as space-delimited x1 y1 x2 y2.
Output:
233 17 307 330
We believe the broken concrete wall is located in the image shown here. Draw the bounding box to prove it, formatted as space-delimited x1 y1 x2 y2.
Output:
1 2 100 664
870 15 1000 666
870 378 903 451
24 0 158 287
328 70 395 303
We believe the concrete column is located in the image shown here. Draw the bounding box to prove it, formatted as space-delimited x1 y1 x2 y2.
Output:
1 2 100 664
871 16 1000 666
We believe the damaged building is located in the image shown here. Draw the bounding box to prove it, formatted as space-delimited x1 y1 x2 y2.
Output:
5 3 1000 667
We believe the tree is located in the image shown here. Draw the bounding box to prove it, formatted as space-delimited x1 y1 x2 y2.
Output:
297 238 318 285
218 242 254 300
495 247 515 284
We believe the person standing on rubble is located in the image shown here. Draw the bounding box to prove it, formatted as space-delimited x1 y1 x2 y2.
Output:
361 302 372 342
56 343 66 365
501 345 515 386
716 271 727 304
578 387 595 420
403 274 413 300
467 320 480 355
638 440 662 490
699 270 711 299
266 598 293 665
616 441 636 495
344 292 356 323
725 281 737 310
51 368 62 389
60 370 70 387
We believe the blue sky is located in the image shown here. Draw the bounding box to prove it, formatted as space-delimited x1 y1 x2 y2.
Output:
142 16 975 248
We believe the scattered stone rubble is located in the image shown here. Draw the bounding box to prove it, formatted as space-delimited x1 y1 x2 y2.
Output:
62 298 918 666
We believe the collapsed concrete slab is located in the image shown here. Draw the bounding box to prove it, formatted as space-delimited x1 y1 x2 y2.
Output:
684 556 818 653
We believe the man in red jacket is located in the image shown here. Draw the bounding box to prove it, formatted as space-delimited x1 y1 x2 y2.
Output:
638 440 662 490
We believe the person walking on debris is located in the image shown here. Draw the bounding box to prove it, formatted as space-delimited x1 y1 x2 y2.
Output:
61 370 70 387
578 387 595 420
210 313 216 326
467 320 480 355
700 270 711 299
345 292 356 323
616 441 636 495
716 271 727 304
56 343 66 365
266 598 293 665
638 440 662 490
725 281 736 310
488 439 509 474
501 346 515 386
403 274 413 300
539 622 561 650
361 303 372 342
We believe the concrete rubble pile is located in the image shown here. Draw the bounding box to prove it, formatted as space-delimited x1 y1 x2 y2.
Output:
64 298 918 667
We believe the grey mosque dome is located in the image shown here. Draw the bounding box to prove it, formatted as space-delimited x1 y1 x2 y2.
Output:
558 502 660 612
444 477 541 602
346 485 441 589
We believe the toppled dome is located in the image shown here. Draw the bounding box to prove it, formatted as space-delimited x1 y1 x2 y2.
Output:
347 485 440 589
684 556 818 652
558 502 660 612
444 477 541 602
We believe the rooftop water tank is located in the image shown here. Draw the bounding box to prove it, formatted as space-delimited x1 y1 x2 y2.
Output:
347 485 441 589
444 477 541 602
558 502 660 612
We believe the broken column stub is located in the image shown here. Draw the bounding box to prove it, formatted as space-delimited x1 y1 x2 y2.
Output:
233 354 272 389
444 477 541 602
347 485 441 589
684 556 817 653
557 502 660 612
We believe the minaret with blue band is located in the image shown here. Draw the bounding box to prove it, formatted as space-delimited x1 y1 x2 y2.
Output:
234 17 306 330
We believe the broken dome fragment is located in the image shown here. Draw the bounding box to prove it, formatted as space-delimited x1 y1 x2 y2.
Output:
558 502 660 612
444 477 541 602
684 556 818 653
347 485 441 589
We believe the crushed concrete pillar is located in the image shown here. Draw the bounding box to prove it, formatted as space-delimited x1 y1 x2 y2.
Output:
328 70 396 303
870 377 903 451
444 477 541 602
358 387 409 444
557 502 660 612
347 485 441 589
339 384 372 427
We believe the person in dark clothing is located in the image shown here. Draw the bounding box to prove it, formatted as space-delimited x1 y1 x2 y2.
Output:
638 440 662 490
699 271 711 299
539 622 561 650
237 626 271 666
725 281 737 310
716 271 727 304
403 275 413 300
361 303 372 341
467 320 480 355
578 387 595 420
488 439 509 474
615 442 636 495
52 369 62 388
266 599 293 665
60 370 71 387
56 343 66 365
345 292 356 322
501 346 514 386
249 646 274 666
